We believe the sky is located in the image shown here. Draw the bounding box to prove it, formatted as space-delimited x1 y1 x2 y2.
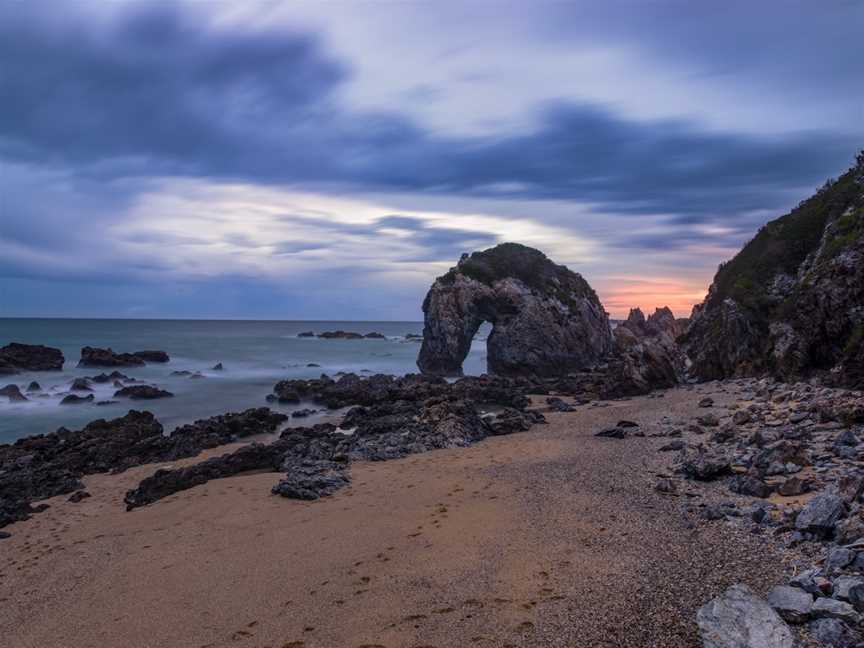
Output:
1 1 861 320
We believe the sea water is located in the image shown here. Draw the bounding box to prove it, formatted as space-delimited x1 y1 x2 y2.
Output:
0 319 491 443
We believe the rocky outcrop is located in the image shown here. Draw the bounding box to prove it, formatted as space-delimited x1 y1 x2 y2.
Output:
127 373 547 509
683 153 864 387
417 243 612 377
605 307 687 395
0 343 64 373
78 347 145 367
0 408 288 529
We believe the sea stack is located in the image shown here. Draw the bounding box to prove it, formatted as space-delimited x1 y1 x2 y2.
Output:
417 243 612 377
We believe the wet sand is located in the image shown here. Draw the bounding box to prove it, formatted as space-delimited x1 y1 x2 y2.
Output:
0 385 795 648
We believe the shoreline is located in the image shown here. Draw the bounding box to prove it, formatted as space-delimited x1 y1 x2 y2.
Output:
0 383 809 647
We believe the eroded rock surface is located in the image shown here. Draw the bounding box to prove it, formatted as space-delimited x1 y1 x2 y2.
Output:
683 153 864 387
0 408 287 529
607 307 688 395
417 243 612 377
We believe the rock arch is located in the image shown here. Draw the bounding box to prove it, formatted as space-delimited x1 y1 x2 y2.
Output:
417 243 613 377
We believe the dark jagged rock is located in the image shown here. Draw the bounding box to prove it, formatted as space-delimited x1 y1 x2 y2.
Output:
0 384 28 402
78 346 145 368
297 331 315 338
0 343 64 372
728 474 773 498
605 307 687 396
267 372 534 411
124 442 286 509
212 362 223 371
113 385 173 399
795 493 847 539
683 154 864 387
417 243 612 377
271 459 350 500
26 381 41 392
128 375 548 508
60 393 94 405
679 447 732 481
0 408 287 529
132 350 170 363
364 332 386 339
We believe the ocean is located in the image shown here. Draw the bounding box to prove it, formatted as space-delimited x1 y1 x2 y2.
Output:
0 319 491 443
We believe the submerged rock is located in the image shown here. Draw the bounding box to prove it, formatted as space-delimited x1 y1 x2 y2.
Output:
417 243 612 377
113 385 173 400
132 350 170 363
0 384 28 402
60 394 94 405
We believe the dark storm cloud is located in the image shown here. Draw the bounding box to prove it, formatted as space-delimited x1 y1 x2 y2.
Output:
0 2 857 224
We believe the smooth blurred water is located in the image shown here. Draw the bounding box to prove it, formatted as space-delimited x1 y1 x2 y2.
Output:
0 319 491 443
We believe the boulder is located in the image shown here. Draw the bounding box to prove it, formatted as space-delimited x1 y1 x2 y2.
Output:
729 475 773 498
811 598 861 625
697 584 795 648
680 448 732 481
70 378 92 392
0 384 28 402
0 343 64 371
417 243 612 376
766 585 813 624
271 460 350 500
805 618 862 648
795 494 847 538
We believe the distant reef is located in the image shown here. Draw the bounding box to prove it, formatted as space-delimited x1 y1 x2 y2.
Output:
683 152 864 387
78 347 170 367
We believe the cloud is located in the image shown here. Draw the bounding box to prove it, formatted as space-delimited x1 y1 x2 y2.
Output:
0 2 857 222
1 1 861 319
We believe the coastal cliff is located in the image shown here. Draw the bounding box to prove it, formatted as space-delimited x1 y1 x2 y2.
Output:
683 153 864 386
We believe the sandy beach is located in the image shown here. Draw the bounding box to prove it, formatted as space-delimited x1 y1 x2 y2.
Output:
0 384 800 648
